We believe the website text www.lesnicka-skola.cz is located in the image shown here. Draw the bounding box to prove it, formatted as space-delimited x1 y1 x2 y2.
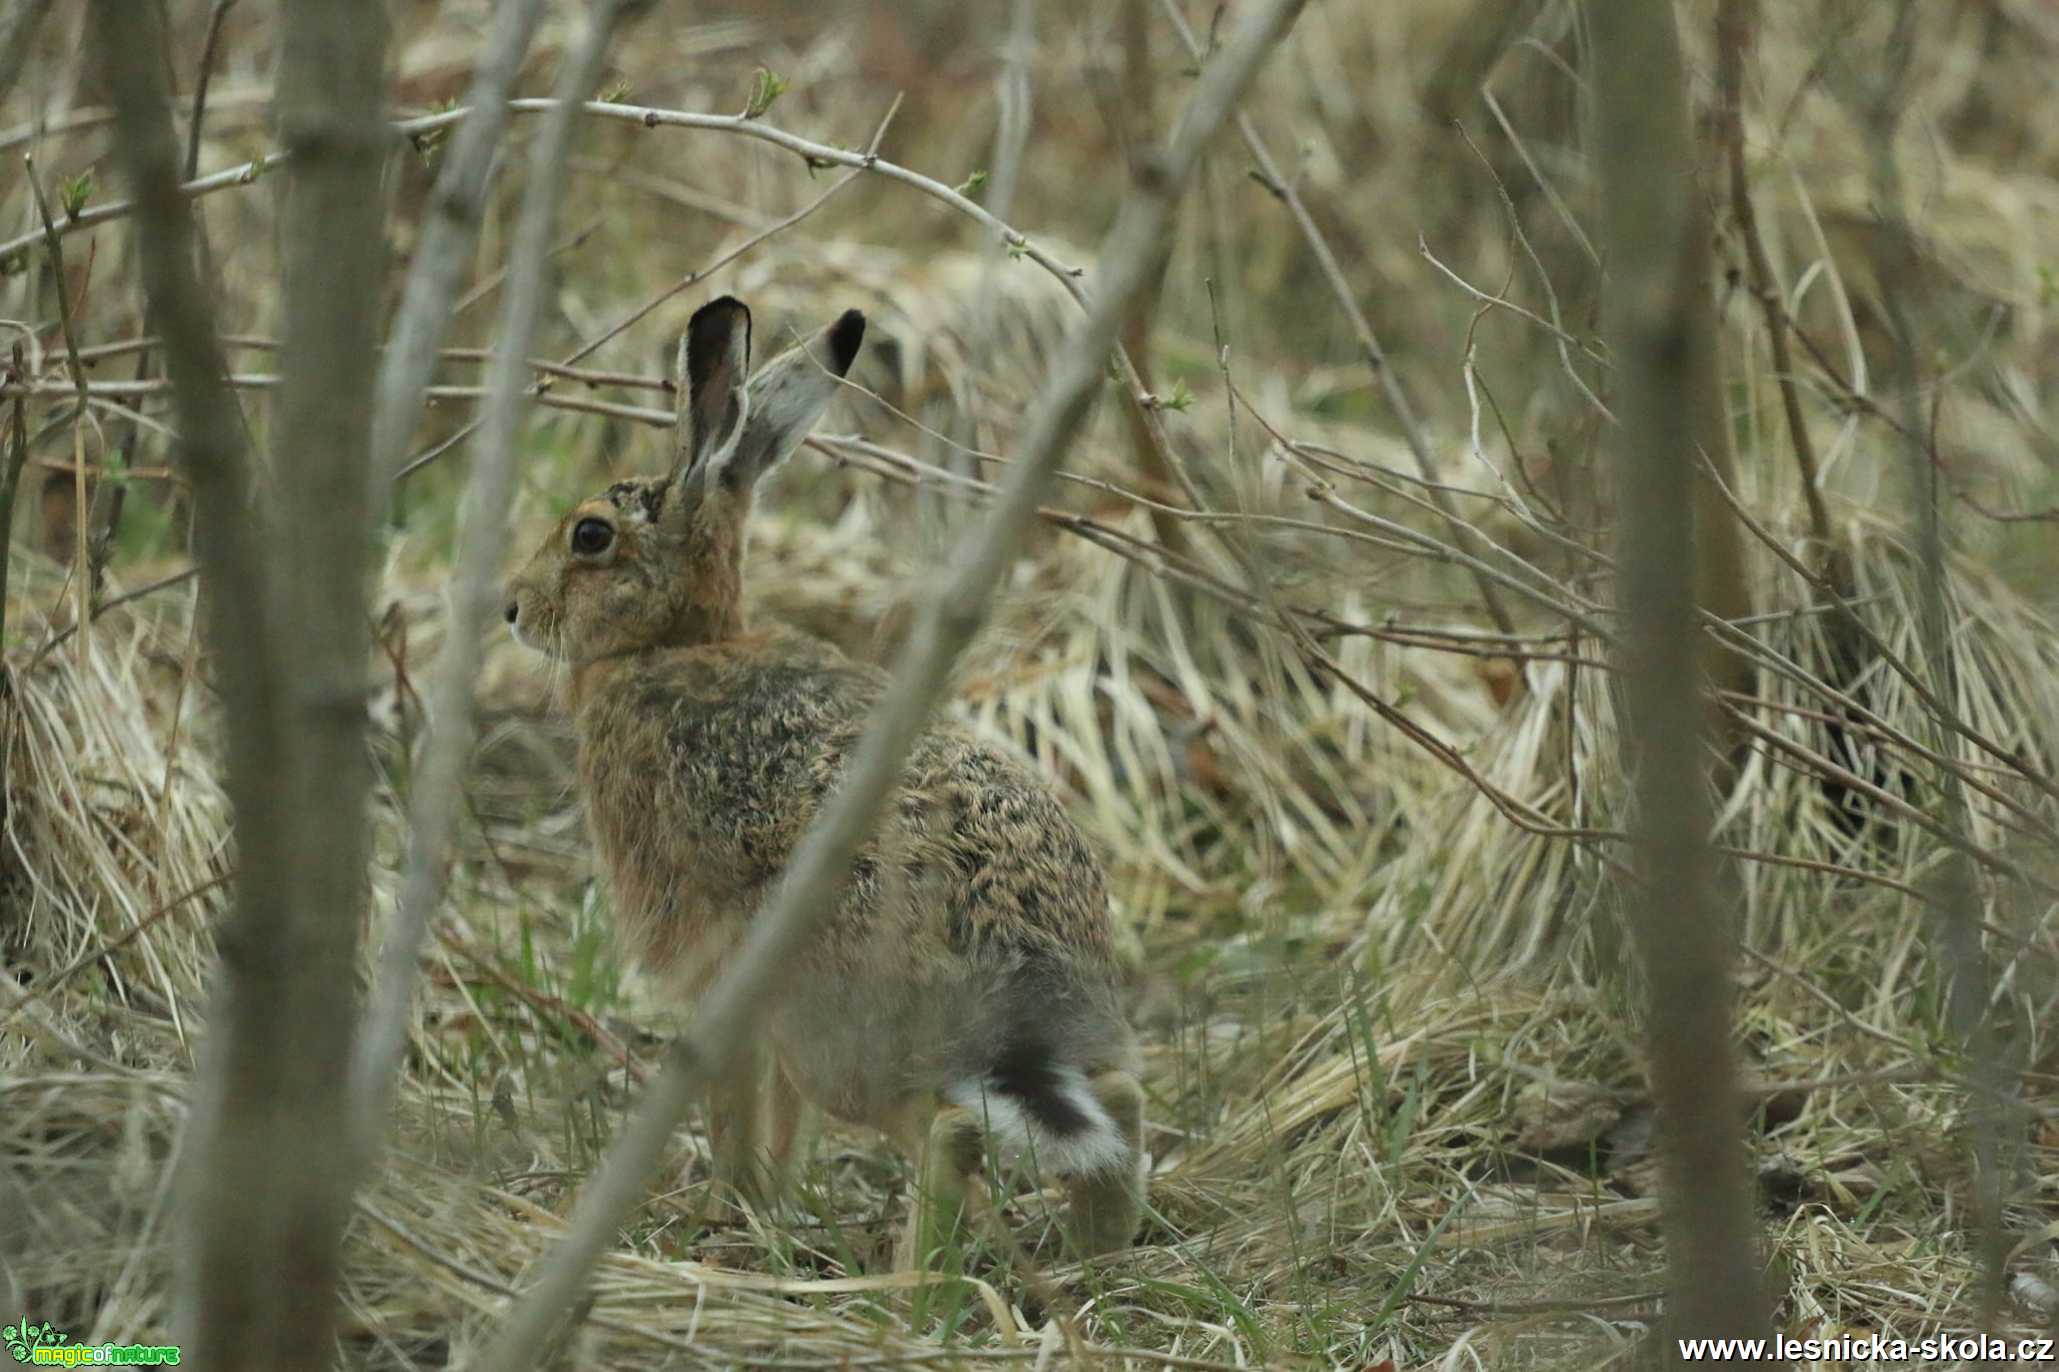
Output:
1680 1333 2057 1362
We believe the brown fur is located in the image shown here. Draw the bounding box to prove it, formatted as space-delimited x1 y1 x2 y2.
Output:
506 297 1144 1262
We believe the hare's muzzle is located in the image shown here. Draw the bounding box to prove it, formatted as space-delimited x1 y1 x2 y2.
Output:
504 593 540 653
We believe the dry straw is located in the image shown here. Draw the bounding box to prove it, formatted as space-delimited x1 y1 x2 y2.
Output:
7 1 2059 1367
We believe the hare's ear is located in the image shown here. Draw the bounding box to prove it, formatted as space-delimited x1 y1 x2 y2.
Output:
670 295 752 487
712 308 865 492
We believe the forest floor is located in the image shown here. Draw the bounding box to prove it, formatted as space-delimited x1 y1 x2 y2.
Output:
9 1 2059 1367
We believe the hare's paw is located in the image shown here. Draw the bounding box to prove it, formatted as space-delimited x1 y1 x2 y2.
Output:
1061 1070 1146 1257
696 1043 800 1223
893 1103 984 1274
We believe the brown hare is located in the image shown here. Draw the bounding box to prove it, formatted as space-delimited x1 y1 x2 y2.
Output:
505 295 1145 1266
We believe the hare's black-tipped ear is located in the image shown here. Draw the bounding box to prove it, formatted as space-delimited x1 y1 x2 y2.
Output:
715 307 866 491
671 295 752 485
826 309 865 376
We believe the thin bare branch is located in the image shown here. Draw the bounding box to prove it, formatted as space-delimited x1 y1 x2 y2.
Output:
1860 0 2010 1319
0 347 28 654
106 0 393 1363
0 0 53 108
948 0 1039 517
0 98 1062 284
19 563 198 659
367 0 549 500
91 8 270 711
22 153 105 657
0 151 288 270
391 99 900 484
1421 0 1546 125
1590 0 1772 1358
352 0 635 1167
21 156 89 424
1158 0 1517 639
1716 0 1834 561
185 0 240 180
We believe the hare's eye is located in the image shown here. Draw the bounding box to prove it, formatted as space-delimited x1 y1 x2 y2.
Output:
570 517 614 557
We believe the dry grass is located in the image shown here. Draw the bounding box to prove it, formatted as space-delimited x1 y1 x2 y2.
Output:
7 1 2059 1366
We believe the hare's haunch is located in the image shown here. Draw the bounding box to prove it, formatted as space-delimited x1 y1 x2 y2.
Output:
506 295 1144 1262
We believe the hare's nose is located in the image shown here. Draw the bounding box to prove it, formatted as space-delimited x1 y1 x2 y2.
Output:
504 601 520 625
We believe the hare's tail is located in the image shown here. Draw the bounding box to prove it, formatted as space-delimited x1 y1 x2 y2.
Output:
946 1040 1132 1178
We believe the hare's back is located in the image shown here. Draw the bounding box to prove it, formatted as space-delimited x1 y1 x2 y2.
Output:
893 736 1117 968
586 630 1116 972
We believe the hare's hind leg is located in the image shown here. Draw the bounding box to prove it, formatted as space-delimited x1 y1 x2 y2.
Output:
764 1058 805 1186
1062 1070 1145 1256
892 1102 984 1272
704 1041 787 1219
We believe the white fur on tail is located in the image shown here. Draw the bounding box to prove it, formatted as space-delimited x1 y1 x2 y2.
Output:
945 1069 1131 1178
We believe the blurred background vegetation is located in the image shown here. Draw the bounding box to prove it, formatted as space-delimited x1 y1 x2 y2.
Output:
6 1 2059 1366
